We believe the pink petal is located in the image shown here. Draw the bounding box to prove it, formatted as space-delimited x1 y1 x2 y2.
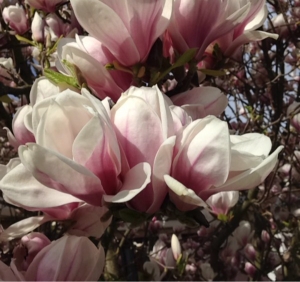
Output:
0 163 82 210
103 162 151 203
62 44 123 101
172 117 231 193
201 146 284 199
225 30 279 58
68 205 112 238
36 100 92 159
130 137 176 213
112 96 164 167
18 144 104 206
72 115 121 194
0 216 48 241
30 77 60 105
70 0 140 65
0 261 17 280
25 236 105 281
171 86 228 117
165 175 207 211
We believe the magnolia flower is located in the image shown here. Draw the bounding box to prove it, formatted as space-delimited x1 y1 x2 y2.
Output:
56 36 132 102
25 0 65 13
0 235 105 281
167 0 256 62
70 0 173 66
111 85 176 213
5 77 64 151
3 4 29 34
207 0 278 60
45 13 71 40
1 78 151 215
206 191 239 215
164 116 283 211
13 232 51 272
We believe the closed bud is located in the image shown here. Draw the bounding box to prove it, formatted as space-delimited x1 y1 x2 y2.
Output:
31 12 44 42
171 234 181 261
244 262 256 277
261 230 270 243
244 243 256 261
206 191 239 216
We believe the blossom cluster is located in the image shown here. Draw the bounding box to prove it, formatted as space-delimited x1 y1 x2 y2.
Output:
0 0 286 281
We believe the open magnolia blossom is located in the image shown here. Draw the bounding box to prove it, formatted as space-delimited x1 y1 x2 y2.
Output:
205 0 278 60
111 85 176 213
0 78 151 215
164 116 284 211
70 0 173 66
110 84 227 213
167 0 273 62
0 235 105 281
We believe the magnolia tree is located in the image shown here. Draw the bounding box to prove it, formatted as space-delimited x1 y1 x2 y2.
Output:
0 0 298 281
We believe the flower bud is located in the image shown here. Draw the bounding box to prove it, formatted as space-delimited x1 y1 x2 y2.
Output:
233 221 253 247
206 191 239 215
261 230 270 243
13 232 51 271
171 234 181 261
31 12 44 42
244 243 256 261
244 262 256 277
2 4 29 34
287 102 300 132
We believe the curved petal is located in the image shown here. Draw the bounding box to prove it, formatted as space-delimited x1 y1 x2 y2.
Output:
0 163 82 210
25 236 105 281
35 98 92 158
0 261 17 280
30 77 60 105
225 30 279 58
245 4 268 31
112 96 164 167
19 144 104 206
68 205 112 238
172 117 231 193
121 85 174 138
165 175 207 211
72 114 121 194
62 44 123 101
202 146 284 199
11 105 35 146
103 162 151 203
70 0 140 65
130 136 176 213
230 133 272 171
169 105 192 134
171 87 227 119
0 216 49 242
